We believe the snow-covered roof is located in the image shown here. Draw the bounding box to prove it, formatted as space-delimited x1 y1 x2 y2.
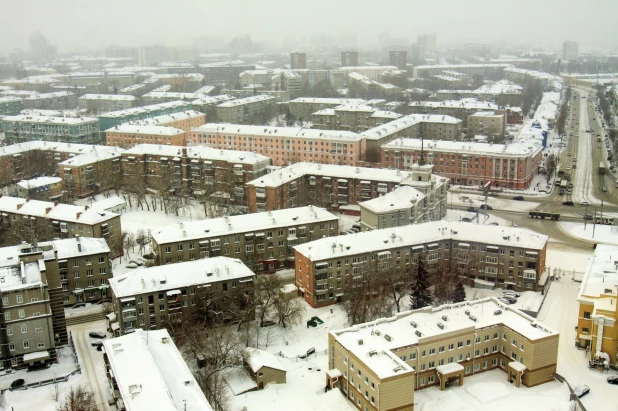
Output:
102 329 212 411
106 124 185 136
193 123 362 142
79 94 136 101
119 84 146 93
109 256 254 298
142 91 208 100
371 111 402 119
0 96 22 103
331 297 556 379
578 244 618 303
216 95 275 107
90 196 126 212
52 237 110 259
192 94 235 105
1 114 98 125
361 114 462 141
409 100 499 111
16 176 62 189
415 63 512 70
122 144 270 164
504 67 559 81
469 111 501 117
0 141 119 158
244 347 286 372
360 186 425 213
152 206 336 245
383 138 542 157
153 73 204 82
340 66 399 71
21 91 75 100
247 162 412 188
295 221 548 261
59 148 123 167
0 243 50 292
289 97 366 105
0 196 118 225
100 100 191 119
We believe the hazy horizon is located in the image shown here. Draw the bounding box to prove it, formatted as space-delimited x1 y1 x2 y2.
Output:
1 0 617 56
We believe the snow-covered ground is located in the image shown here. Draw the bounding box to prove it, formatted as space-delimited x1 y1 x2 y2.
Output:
0 346 78 391
464 286 544 313
448 192 540 212
444 209 511 226
558 222 618 246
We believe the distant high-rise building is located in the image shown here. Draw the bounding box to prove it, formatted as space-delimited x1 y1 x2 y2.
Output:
290 52 307 69
138 45 169 66
341 50 359 67
28 31 57 63
389 49 408 70
417 33 437 54
562 41 579 61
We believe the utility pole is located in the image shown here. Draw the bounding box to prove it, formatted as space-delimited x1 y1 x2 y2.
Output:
593 209 597 238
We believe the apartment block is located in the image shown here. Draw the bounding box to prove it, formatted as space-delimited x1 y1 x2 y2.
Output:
346 72 402 98
288 97 367 119
382 138 543 189
360 183 447 231
408 100 501 129
340 66 400 81
78 94 136 113
503 68 559 89
290 52 307 70
98 100 193 133
66 72 136 89
361 115 464 162
435 83 523 108
412 64 512 79
389 50 408 70
562 41 579 62
0 195 122 257
312 104 402 132
191 95 235 119
121 144 270 203
58 148 123 199
327 298 559 410
151 206 338 272
112 110 206 135
341 51 359 67
109 257 255 333
22 91 77 110
294 221 548 307
0 97 24 116
141 91 209 105
467 111 507 139
246 162 447 214
215 95 276 124
103 329 212 411
7 176 63 201
1 115 100 144
192 123 362 167
575 245 618 366
295 69 345 90
105 124 187 149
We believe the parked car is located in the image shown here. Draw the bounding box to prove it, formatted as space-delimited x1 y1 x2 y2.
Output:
602 187 608 192
91 340 104 348
581 201 591 206
584 214 593 220
607 375 618 385
70 302 86 309
503 291 520 298
502 296 517 304
512 196 524 201
88 331 106 339
480 204 493 210
488 222 499 226
9 379 25 390
573 385 590 398
497 297 512 305
125 262 138 269
563 201 574 206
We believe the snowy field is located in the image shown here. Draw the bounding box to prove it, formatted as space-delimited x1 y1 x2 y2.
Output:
558 222 618 246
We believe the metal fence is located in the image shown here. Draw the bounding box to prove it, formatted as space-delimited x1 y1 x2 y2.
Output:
278 348 328 362
553 373 587 411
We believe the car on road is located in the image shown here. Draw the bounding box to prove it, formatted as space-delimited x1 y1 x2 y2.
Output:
70 302 86 309
584 214 593 220
91 340 104 348
563 201 574 206
488 222 499 226
568 152 572 156
9 379 25 390
88 331 106 339
603 187 608 192
480 204 493 210
607 376 618 385
566 166 571 171
581 201 591 206
512 196 524 201
573 385 590 398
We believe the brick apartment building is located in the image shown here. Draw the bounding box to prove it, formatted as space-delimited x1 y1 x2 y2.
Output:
105 124 188 149
381 138 543 189
58 148 123 199
294 221 548 308
151 206 338 273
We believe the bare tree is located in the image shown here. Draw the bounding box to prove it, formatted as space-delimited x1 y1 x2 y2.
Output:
57 385 99 411
255 275 281 327
273 293 304 328
432 264 460 305
381 263 414 313
48 374 63 402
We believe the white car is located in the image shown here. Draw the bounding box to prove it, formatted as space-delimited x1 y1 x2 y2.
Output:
581 201 591 206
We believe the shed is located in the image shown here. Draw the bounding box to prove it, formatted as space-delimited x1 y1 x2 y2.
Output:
243 347 287 389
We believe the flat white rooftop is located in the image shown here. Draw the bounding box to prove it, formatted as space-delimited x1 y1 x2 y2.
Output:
193 123 362 142
106 124 185 136
295 220 548 261
578 244 618 303
383 138 542 157
110 256 254 298
1 114 98 125
122 144 270 164
360 186 425 213
79 94 136 101
52 237 110 260
16 176 62 189
99 100 192 118
361 114 462 141
216 95 275 107
152 206 337 245
289 97 366 105
409 100 499 110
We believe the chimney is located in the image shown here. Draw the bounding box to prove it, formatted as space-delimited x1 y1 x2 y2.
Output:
45 207 52 214
53 200 58 207
77 243 82 252
76 212 82 219
16 204 22 210
85 205 89 211
26 197 30 202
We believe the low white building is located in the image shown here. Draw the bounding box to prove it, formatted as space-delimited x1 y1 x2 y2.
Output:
90 196 127 214
360 185 432 231
103 329 213 411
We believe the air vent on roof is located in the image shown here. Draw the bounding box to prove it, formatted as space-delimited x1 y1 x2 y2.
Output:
469 315 477 322
530 322 538 328
369 350 377 357
393 366 403 373
494 310 502 316
441 315 448 322
437 322 444 329
465 310 470 315
358 339 364 345
384 334 392 342
206 272 213 277
410 321 417 328
415 330 422 337
374 330 381 336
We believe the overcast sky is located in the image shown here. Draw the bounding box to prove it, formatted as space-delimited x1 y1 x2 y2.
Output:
1 0 617 55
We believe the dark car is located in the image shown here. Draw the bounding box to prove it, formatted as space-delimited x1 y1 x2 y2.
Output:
608 376 618 385
563 201 574 206
91 340 104 348
512 196 524 201
9 378 25 390
88 331 106 339
466 206 478 212
70 302 86 309
584 214 593 220
480 204 493 210
502 296 517 304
